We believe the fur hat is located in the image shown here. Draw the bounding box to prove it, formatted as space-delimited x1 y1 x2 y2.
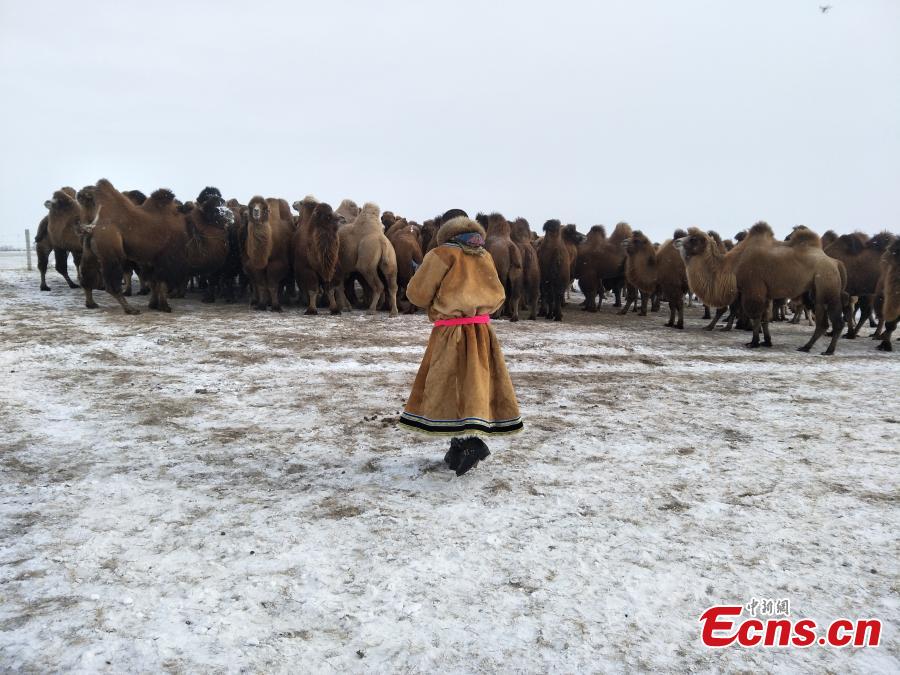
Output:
435 216 486 246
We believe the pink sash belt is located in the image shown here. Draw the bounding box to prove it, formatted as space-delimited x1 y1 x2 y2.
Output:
433 314 491 327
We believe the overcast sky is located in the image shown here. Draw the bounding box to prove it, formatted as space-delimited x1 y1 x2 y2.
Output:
1 0 898 246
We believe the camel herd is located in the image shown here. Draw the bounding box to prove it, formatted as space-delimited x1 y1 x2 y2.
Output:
32 180 900 354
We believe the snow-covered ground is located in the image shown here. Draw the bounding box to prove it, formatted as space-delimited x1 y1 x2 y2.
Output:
1 267 898 673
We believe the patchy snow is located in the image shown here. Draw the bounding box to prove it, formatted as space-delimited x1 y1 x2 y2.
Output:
0 268 898 673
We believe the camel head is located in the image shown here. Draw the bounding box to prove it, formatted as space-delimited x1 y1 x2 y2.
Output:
673 228 688 240
673 228 712 262
196 187 222 205
334 199 360 225
867 231 896 252
543 219 561 236
623 230 652 255
885 237 900 265
311 201 339 232
199 192 235 228
734 230 747 243
247 196 269 224
292 195 318 214
381 211 397 229
563 224 584 245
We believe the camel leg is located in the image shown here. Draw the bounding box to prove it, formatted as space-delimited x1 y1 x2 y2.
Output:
305 289 319 315
704 307 726 331
675 297 684 329
876 319 897 352
638 292 649 316
83 285 99 309
798 303 829 353
761 318 772 347
37 245 51 291
665 302 675 327
101 259 140 314
327 287 341 315
821 302 845 355
359 268 384 315
612 286 622 308
268 282 282 312
746 316 762 348
871 318 885 339
847 296 871 338
53 249 79 288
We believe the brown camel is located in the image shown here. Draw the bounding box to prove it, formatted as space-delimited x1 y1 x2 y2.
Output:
241 196 294 311
675 228 745 331
480 213 523 322
657 235 690 329
587 222 632 309
574 225 608 312
335 198 360 226
678 223 846 354
77 181 234 314
620 230 658 316
181 188 234 304
386 218 424 313
876 238 900 351
825 232 894 338
511 217 540 320
421 218 439 253
292 197 342 315
42 187 84 290
537 219 570 321
335 202 399 316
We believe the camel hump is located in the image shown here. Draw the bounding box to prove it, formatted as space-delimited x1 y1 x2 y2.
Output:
609 222 632 243
747 221 774 238
149 188 176 204
590 225 607 238
673 228 688 240
543 219 561 234
787 226 821 248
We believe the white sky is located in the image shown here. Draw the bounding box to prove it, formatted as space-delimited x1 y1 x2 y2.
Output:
1 0 898 246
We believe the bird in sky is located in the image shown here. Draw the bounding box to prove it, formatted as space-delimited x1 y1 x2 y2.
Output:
820 5 832 13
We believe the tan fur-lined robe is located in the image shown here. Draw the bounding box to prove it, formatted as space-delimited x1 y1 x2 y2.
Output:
399 216 523 436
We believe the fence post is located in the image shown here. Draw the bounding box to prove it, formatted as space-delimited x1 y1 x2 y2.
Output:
25 229 32 271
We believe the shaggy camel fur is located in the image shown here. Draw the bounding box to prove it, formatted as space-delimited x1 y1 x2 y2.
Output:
336 202 399 316
481 213 523 322
242 196 294 312
511 217 540 320
538 219 570 321
42 187 84 290
825 232 894 338
421 219 439 253
292 197 342 315
876 238 900 351
620 231 658 316
334 198 360 226
583 222 632 309
675 228 747 331
657 236 690 329
574 225 608 311
386 218 424 314
679 223 847 354
182 188 234 303
78 181 234 314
